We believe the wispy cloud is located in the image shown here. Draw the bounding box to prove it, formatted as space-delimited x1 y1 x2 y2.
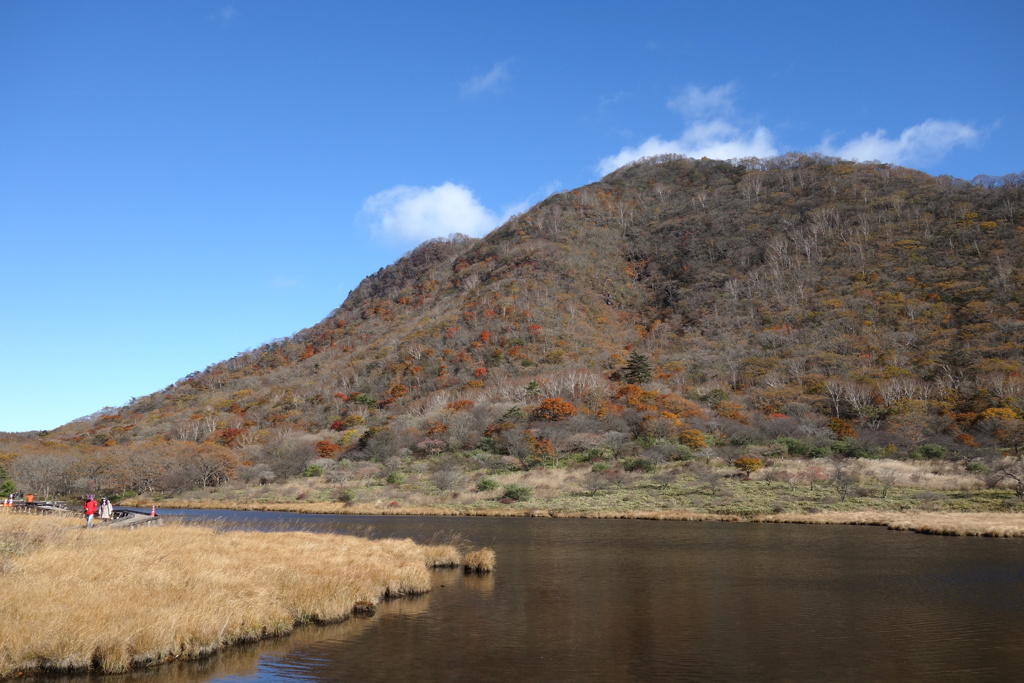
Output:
461 62 511 96
598 84 776 175
817 119 979 166
362 183 500 243
270 276 297 288
667 83 736 119
220 6 238 21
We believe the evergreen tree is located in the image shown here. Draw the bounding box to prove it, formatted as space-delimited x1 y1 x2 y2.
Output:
0 464 14 497
622 351 653 385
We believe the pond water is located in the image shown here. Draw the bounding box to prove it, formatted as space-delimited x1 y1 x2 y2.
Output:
86 510 1024 682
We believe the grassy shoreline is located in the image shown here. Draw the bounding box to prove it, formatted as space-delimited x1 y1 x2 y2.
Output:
0 513 484 679
129 498 1024 538
120 455 1024 538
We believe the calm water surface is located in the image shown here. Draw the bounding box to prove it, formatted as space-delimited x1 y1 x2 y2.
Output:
86 510 1023 682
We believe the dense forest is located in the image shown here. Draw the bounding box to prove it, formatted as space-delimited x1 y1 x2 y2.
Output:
3 154 1023 501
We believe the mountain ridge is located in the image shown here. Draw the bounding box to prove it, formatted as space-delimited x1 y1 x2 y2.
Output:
4 154 1023 497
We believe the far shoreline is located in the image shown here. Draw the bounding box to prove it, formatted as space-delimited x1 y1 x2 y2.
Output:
133 499 1024 538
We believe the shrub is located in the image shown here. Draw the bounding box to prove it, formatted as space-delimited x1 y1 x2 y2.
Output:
808 444 833 458
302 463 325 477
385 471 406 485
623 457 655 473
908 443 948 460
777 436 814 456
476 477 498 491
966 461 988 473
699 388 730 406
502 484 532 501
350 393 379 408
672 445 694 462
335 488 353 503
832 441 878 459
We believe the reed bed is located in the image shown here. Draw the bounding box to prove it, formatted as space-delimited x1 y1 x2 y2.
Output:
0 513 472 678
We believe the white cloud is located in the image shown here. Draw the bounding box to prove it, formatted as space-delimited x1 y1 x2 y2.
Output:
817 119 979 165
598 121 777 176
362 183 500 242
220 6 238 21
599 83 777 175
668 83 736 119
599 83 979 175
461 62 510 95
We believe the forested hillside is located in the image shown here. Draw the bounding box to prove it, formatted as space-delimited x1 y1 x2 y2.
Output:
4 154 1023 499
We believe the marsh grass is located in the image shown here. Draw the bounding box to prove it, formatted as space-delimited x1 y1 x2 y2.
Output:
462 548 496 573
0 513 472 678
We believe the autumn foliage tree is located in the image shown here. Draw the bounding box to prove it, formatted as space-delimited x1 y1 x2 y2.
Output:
733 456 764 479
828 418 857 440
531 397 576 421
315 440 340 458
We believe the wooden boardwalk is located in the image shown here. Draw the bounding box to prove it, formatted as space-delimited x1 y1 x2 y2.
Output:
2 501 161 528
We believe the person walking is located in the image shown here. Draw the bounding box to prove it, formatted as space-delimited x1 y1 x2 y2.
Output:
99 497 113 523
83 495 98 528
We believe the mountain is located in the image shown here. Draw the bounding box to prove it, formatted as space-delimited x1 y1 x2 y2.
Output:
6 154 1024 495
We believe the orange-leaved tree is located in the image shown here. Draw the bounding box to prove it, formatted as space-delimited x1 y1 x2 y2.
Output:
733 456 764 479
531 397 576 421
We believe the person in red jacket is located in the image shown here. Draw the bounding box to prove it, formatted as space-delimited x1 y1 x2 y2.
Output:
83 495 98 528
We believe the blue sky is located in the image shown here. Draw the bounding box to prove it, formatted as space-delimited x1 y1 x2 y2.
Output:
2 1 1021 432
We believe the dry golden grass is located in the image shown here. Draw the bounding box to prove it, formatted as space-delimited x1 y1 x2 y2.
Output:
422 542 462 567
752 457 984 491
462 548 496 573
0 512 473 678
759 510 1024 537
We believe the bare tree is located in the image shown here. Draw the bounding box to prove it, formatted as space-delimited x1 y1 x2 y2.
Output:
990 457 1024 498
691 463 724 498
828 457 857 502
875 468 899 499
431 466 464 492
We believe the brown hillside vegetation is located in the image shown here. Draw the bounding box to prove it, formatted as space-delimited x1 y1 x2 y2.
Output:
3 154 1024 506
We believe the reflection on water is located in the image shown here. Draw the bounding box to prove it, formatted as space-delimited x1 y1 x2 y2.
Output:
103 511 1024 682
